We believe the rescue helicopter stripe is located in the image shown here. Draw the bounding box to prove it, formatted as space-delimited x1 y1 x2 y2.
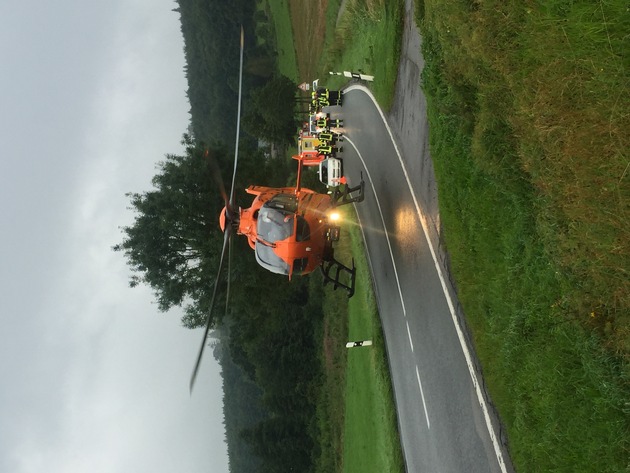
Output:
348 137 430 431
345 84 508 473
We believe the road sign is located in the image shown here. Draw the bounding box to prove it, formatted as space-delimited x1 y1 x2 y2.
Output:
346 340 373 348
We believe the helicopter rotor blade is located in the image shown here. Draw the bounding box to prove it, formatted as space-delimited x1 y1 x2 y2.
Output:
228 26 244 209
204 148 229 208
224 236 233 320
190 227 231 393
221 26 242 317
190 26 245 393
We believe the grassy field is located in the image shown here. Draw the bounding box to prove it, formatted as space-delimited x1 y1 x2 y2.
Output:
266 0 299 80
418 0 630 471
322 0 403 109
343 216 404 473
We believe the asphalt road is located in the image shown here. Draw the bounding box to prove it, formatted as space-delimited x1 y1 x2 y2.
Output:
330 83 512 473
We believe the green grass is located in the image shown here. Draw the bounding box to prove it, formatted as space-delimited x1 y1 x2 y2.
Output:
316 208 404 473
343 214 404 473
266 0 299 80
321 0 403 109
419 0 630 470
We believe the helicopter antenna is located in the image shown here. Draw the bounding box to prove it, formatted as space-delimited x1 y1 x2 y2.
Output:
191 25 245 393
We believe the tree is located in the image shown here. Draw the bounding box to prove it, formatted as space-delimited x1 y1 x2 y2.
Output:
113 135 228 328
242 75 299 146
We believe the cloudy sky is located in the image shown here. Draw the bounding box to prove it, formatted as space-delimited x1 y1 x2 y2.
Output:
1 1 228 472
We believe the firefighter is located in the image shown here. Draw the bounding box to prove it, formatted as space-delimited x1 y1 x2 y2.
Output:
317 87 342 106
318 131 343 146
330 89 342 106
316 117 329 131
329 118 343 129
317 144 336 156
318 95 330 107
316 115 343 132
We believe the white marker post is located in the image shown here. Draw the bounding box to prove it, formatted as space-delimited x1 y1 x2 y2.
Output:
346 340 373 348
329 71 375 82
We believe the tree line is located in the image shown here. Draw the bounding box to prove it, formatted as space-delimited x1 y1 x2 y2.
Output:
115 2 327 471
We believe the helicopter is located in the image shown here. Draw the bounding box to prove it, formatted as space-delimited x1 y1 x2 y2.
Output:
190 27 364 391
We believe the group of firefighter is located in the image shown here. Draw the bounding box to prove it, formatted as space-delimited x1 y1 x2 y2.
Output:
308 87 344 157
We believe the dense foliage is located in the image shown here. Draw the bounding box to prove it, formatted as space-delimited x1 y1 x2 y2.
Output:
242 74 300 146
175 0 298 147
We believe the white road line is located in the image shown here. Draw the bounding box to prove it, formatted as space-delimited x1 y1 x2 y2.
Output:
345 136 407 317
416 365 431 429
345 85 508 473
406 320 414 353
348 136 431 432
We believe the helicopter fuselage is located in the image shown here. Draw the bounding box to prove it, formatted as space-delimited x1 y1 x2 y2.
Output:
234 185 339 279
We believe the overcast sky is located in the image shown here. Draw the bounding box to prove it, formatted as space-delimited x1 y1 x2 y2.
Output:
1 1 228 472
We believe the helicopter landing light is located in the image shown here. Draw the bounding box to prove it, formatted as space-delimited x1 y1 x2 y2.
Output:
329 211 341 222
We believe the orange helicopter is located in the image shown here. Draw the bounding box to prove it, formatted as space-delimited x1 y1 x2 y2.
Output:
190 27 364 392
220 155 364 289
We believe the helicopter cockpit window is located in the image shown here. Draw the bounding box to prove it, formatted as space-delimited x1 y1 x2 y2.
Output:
255 243 290 275
266 194 298 213
257 207 294 244
296 216 310 242
257 194 298 244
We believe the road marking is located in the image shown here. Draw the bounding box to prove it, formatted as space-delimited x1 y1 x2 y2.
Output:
345 85 508 473
416 365 431 429
406 320 414 353
346 136 407 318
349 138 432 434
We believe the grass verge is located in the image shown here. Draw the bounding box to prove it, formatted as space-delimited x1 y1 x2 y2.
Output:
419 0 630 470
266 0 299 80
322 0 404 109
316 207 404 473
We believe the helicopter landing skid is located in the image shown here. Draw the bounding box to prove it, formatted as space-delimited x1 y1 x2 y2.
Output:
331 175 365 207
321 257 356 297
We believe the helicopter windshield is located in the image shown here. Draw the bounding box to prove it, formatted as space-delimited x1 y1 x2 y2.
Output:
257 207 294 243
256 194 298 244
255 243 290 275
254 196 295 275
